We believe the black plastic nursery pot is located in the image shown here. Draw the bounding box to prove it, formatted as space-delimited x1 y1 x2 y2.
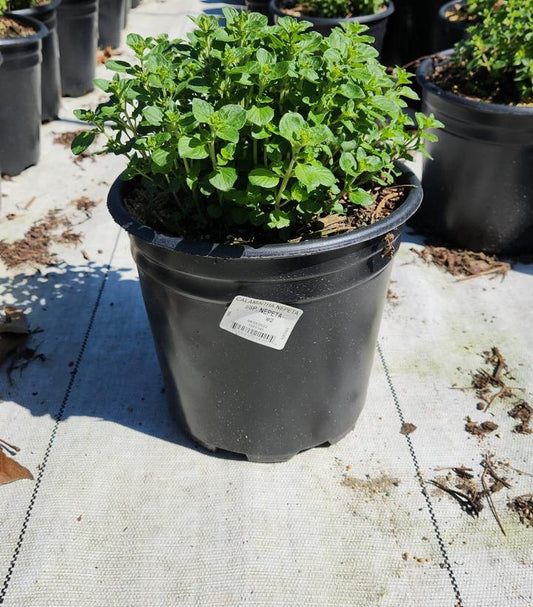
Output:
0 15 47 176
98 0 126 49
57 0 98 96
417 54 533 256
270 0 394 54
11 0 62 122
107 165 422 462
381 0 442 66
433 1 469 52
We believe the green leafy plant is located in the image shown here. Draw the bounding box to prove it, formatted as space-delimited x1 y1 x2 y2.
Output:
445 0 533 103
279 0 384 19
73 9 440 242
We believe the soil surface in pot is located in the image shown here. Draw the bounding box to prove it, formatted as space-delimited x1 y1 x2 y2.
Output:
124 181 411 245
0 16 36 38
274 0 388 18
428 56 533 106
443 2 474 22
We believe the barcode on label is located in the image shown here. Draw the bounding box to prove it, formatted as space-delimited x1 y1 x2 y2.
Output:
231 322 275 344
220 295 303 350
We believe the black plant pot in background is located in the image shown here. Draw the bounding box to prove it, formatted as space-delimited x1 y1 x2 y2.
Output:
0 15 47 176
245 0 272 23
131 0 140 7
107 166 422 462
416 55 533 256
11 0 62 122
122 0 129 28
382 0 443 66
98 0 126 49
433 1 470 52
57 0 98 96
270 0 394 54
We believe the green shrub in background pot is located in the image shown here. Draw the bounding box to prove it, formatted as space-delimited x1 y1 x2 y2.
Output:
417 0 533 255
73 9 440 462
270 0 394 51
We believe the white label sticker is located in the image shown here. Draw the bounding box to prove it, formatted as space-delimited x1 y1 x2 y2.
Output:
219 295 303 351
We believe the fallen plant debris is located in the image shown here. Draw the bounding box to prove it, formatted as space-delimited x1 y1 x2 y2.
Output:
470 347 515 411
0 209 82 269
96 46 122 66
508 402 532 434
413 245 511 280
0 445 33 486
400 422 417 435
465 419 499 437
71 196 100 216
430 456 510 533
508 495 533 527
386 287 400 306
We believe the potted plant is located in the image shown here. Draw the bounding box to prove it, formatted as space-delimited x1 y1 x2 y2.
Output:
0 2 47 175
270 0 394 51
417 0 533 255
56 0 98 96
72 9 440 462
433 0 494 51
8 0 62 122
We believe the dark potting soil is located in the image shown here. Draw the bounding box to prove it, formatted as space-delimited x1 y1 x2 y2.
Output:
276 0 388 18
443 2 475 22
428 58 533 106
0 16 36 39
124 182 411 246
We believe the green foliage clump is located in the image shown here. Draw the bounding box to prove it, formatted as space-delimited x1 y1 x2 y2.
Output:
452 0 533 102
281 0 384 19
463 0 500 17
0 0 38 12
73 9 440 241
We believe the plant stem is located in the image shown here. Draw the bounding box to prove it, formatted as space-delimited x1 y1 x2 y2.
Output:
275 153 297 208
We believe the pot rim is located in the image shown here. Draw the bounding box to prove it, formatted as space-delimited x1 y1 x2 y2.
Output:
0 13 48 46
108 162 422 260
269 0 394 25
416 50 533 116
9 0 62 18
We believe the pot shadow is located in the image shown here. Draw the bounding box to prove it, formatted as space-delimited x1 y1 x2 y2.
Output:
0 262 245 461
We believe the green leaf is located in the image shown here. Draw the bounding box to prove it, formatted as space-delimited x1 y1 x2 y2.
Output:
218 104 247 129
142 106 164 125
247 105 274 127
93 78 111 92
257 48 274 64
371 96 399 117
339 83 364 99
104 60 132 74
294 163 336 190
178 136 209 160
209 167 238 191
126 33 146 54
215 126 240 143
278 112 307 145
248 169 280 189
151 149 171 168
339 151 358 175
71 131 96 155
267 209 291 229
192 98 214 123
349 189 373 206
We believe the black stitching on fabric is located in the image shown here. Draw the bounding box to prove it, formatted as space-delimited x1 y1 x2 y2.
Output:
377 342 464 607
0 231 122 605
